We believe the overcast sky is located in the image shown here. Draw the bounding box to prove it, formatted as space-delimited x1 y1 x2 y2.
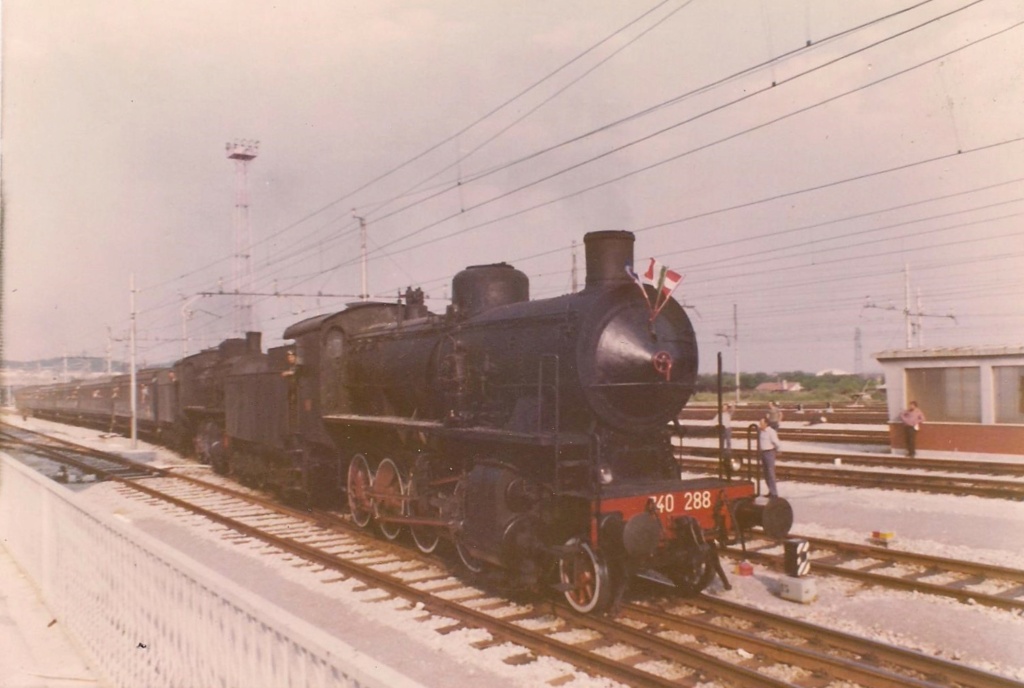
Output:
3 0 1023 374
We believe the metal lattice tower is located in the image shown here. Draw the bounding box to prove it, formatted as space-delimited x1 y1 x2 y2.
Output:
226 139 259 334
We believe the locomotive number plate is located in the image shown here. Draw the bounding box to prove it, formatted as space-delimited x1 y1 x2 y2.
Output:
653 490 712 513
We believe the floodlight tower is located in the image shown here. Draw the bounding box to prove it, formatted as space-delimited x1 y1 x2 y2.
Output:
226 139 259 334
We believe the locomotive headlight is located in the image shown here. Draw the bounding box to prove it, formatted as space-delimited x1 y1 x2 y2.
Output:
599 465 614 484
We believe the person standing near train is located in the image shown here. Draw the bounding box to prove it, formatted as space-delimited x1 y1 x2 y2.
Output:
757 417 781 498
766 401 783 430
717 403 734 454
899 400 925 459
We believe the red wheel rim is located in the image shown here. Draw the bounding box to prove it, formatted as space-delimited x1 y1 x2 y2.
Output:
347 454 373 527
373 458 404 540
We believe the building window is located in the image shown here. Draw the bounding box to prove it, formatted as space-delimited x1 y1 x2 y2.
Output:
905 367 980 423
994 366 1024 424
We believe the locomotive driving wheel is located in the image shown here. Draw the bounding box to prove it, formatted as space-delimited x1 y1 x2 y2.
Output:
670 547 716 597
560 537 612 614
454 533 485 573
451 474 484 572
408 469 440 554
669 516 717 596
373 458 405 540
347 453 374 528
196 421 228 475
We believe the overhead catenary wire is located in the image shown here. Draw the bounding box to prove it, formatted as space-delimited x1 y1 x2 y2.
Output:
121 2 1024 364
355 0 701 226
133 133 1024 359
149 0 956 312
351 0 946 233
132 0 694 329
348 0 994 262
377 134 1024 299
137 0 679 297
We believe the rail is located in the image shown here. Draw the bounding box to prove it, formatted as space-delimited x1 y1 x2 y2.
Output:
0 453 421 688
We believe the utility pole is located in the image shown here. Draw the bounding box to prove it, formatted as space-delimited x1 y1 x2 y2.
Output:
181 295 203 358
129 273 138 449
715 303 741 405
571 240 579 293
916 289 924 347
733 304 740 404
903 263 912 348
854 327 864 376
863 264 956 348
353 211 368 301
226 139 259 334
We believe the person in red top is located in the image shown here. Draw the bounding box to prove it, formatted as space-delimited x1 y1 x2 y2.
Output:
899 401 925 458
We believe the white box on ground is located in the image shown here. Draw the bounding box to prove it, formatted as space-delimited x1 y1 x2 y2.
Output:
780 576 817 604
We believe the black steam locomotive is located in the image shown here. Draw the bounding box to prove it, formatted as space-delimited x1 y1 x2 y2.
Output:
16 230 792 613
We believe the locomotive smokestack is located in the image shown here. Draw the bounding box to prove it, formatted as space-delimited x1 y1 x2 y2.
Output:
245 331 262 354
584 230 634 289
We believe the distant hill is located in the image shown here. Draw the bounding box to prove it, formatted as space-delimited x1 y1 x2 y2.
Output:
1 357 127 389
2 357 126 374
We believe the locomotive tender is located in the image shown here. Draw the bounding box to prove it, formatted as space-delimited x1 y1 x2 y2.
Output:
15 230 792 613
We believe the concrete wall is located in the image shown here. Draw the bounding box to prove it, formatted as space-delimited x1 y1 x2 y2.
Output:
0 453 422 688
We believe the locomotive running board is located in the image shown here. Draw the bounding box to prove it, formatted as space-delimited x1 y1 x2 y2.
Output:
322 414 591 446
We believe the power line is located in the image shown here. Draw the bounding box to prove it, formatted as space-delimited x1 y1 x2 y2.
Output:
355 1 997 259
130 5 1024 362
234 0 684 257
684 204 1024 277
354 0 946 232
151 0 961 310
356 0 700 226
379 137 1024 299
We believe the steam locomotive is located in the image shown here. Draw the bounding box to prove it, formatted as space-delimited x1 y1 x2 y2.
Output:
15 230 792 613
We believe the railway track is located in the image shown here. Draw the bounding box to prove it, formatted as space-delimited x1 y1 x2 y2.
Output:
726 535 1024 613
774 427 888 445
677 455 1024 500
683 445 1024 478
2 422 1021 687
622 594 1022 688
678 424 890 446
679 407 890 425
0 426 164 481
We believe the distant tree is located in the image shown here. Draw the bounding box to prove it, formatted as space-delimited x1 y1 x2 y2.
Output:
694 370 879 403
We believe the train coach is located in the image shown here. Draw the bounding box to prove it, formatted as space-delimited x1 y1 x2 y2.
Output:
14 368 177 440
14 230 793 613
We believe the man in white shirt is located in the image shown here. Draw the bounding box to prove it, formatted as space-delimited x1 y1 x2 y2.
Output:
757 417 781 498
718 403 733 453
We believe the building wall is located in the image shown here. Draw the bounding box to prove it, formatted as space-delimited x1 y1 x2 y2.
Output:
877 348 1024 457
888 422 1024 456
